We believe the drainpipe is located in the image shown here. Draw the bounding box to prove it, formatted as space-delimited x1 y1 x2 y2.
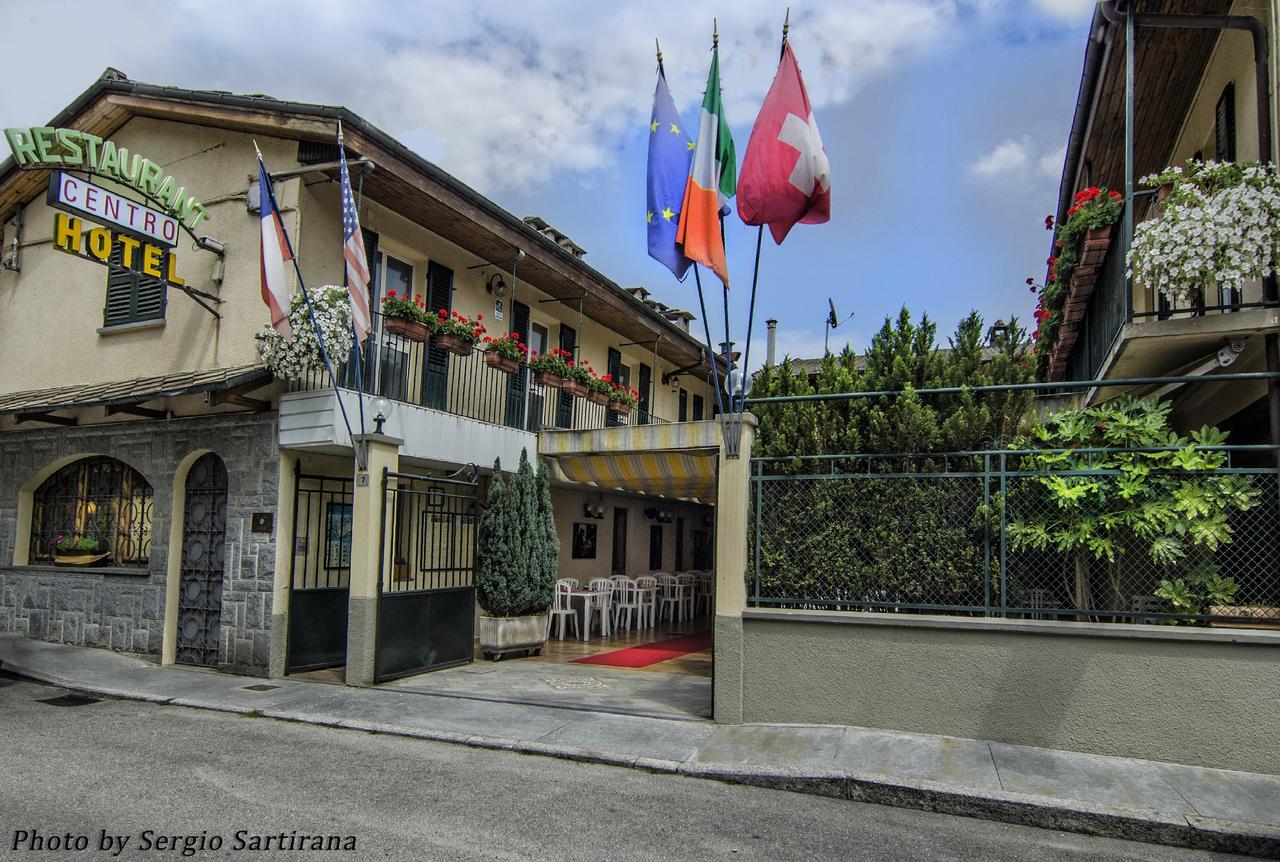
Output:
1100 0 1280 449
765 319 777 368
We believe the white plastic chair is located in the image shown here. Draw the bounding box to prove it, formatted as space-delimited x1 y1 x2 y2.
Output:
612 577 644 632
586 578 615 638
675 574 696 620
635 576 659 629
694 572 713 616
657 574 682 623
548 580 579 640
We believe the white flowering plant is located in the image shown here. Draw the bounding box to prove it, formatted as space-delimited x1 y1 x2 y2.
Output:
1129 160 1280 303
256 285 354 380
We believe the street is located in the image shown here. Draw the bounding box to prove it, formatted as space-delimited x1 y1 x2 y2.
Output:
0 672 1237 861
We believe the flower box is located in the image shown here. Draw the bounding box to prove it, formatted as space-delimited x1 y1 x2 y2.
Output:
54 551 110 567
385 317 430 343
484 352 520 375
586 390 609 406
432 332 474 356
534 370 565 388
561 379 588 398
607 399 631 416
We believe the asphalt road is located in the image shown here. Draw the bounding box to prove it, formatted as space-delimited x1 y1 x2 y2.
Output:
0 672 1237 861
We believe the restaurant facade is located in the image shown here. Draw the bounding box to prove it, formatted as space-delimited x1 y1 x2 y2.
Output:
0 70 726 690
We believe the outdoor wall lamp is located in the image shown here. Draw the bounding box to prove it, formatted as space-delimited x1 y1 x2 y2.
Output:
372 396 393 434
583 503 605 519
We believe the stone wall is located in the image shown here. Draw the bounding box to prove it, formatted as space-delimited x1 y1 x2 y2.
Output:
0 412 279 675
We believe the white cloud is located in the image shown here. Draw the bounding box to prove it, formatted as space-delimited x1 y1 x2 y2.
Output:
1030 0 1097 22
0 0 996 194
970 135 1063 182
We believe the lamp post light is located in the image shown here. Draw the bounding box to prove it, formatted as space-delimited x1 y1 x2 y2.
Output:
371 396 393 435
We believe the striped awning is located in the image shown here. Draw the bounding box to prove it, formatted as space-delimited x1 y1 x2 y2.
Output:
550 450 718 502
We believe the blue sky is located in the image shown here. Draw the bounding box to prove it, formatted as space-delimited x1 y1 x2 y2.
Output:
3 0 1096 366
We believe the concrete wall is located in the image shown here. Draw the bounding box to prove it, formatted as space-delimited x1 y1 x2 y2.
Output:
0 117 302 394
737 609 1280 774
0 413 280 675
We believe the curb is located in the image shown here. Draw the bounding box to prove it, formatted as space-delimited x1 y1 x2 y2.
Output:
3 658 1277 858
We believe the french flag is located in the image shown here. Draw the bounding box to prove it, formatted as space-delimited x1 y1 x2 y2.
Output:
258 158 293 338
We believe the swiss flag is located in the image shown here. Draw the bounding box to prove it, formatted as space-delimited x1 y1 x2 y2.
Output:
737 42 831 244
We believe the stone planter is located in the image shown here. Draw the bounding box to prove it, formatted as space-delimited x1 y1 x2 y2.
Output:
534 370 565 389
478 612 549 660
484 352 520 374
561 379 588 398
432 333 475 356
53 551 110 567
586 389 609 406
607 400 632 416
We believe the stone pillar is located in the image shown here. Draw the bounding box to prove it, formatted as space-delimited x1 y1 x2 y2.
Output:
268 450 299 678
713 412 757 724
344 434 401 686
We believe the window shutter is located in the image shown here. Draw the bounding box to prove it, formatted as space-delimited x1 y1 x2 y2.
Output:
678 388 688 422
638 363 652 424
103 242 136 327
1215 82 1236 162
426 261 453 315
692 394 704 421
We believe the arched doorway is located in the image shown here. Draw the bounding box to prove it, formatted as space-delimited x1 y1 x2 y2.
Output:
176 453 229 667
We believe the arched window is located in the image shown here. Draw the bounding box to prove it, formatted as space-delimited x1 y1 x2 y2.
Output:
29 457 153 567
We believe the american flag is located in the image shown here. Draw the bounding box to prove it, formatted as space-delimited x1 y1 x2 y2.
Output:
339 138 372 343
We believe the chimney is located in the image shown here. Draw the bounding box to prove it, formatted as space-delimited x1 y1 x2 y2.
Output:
765 319 778 367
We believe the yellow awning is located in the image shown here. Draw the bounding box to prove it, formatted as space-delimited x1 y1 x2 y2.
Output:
550 450 718 502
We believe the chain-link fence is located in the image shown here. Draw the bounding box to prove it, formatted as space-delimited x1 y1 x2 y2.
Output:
750 449 1280 625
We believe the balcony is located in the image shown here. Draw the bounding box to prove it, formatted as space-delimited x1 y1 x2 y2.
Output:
279 312 673 464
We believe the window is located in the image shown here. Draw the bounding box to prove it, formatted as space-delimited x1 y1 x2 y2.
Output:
638 363 652 424
377 252 415 401
29 457 153 567
675 516 685 570
678 388 688 422
1215 82 1236 162
692 393 704 421
649 524 663 570
103 236 167 327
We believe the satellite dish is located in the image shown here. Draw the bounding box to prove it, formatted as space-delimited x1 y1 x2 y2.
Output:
827 297 839 328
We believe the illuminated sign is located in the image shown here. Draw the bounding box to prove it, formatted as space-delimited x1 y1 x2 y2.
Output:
47 173 179 248
5 126 209 231
51 212 185 288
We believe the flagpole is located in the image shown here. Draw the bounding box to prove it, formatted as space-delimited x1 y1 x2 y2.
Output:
739 9 790 413
693 262 726 418
338 120 369 443
255 140 366 470
711 20 736 414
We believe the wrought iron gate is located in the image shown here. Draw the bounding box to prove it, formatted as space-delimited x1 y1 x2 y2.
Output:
176 453 229 667
376 467 480 682
285 467 352 673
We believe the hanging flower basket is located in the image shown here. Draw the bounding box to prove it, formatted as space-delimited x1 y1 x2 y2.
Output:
534 370 565 388
484 351 520 374
256 285 355 381
386 317 430 343
50 535 109 567
562 379 588 398
432 332 475 356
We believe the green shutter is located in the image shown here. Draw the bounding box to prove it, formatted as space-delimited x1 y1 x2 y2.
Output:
103 237 167 327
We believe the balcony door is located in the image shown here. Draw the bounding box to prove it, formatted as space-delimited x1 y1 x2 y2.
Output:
504 300 530 429
422 262 454 411
556 324 576 428
377 253 414 402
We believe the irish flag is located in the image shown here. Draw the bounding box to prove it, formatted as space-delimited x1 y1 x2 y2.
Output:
676 44 736 287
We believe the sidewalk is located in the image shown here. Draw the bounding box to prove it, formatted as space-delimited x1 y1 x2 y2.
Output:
3 634 1277 858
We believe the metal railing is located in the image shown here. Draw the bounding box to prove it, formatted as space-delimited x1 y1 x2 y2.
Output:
1067 225 1128 382
291 311 669 432
750 447 1280 626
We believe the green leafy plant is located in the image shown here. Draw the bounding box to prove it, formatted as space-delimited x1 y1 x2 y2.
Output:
429 309 486 343
1155 562 1239 622
379 289 428 323
474 450 559 617
609 383 640 408
1006 397 1258 616
528 347 572 377
53 534 103 553
483 331 525 361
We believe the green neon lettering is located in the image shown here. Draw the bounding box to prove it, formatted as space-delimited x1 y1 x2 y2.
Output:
155 175 176 208
5 128 38 165
98 140 118 177
80 133 102 169
54 129 83 166
117 148 140 183
138 159 163 196
32 127 60 164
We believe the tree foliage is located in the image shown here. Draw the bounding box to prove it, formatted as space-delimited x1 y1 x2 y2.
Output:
475 449 560 617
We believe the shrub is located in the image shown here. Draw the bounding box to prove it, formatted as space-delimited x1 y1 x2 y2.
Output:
474 449 559 617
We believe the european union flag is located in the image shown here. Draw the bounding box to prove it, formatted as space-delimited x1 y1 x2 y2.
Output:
647 66 694 280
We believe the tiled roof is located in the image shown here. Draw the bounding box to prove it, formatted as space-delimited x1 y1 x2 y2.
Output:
0 364 270 415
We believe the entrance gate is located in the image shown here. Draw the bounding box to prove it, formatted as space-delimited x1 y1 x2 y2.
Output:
376 467 480 682
285 467 352 673
176 453 229 667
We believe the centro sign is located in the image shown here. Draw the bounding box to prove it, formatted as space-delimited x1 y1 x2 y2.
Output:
47 173 178 247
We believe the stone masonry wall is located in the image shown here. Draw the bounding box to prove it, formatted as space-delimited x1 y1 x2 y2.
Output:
0 412 279 675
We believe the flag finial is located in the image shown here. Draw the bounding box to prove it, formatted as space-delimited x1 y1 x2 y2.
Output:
713 18 718 47
252 139 264 161
337 118 344 144
783 7 790 41
655 37 662 65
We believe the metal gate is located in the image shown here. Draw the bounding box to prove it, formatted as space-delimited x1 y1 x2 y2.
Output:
176 453 229 667
285 467 352 673
376 467 480 682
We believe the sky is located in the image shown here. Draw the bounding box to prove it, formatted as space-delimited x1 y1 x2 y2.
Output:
2 0 1097 368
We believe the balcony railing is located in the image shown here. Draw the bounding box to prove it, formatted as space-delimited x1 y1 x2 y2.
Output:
290 312 669 433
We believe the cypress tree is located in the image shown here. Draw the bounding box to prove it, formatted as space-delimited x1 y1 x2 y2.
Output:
475 449 558 617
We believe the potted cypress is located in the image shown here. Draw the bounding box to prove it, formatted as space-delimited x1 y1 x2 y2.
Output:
475 449 559 659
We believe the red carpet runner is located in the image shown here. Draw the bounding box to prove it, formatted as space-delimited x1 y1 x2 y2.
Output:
571 631 712 669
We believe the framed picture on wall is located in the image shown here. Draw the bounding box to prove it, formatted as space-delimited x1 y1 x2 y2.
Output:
324 502 353 570
572 522 597 559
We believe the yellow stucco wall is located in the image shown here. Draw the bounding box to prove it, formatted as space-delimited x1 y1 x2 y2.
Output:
0 117 303 394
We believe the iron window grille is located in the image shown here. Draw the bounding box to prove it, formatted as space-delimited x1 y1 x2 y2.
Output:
29 456 153 567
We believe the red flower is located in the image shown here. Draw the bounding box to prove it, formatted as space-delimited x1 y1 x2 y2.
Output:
1026 277 1034 285
1108 190 1122 201
1044 215 1054 230
387 289 397 298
